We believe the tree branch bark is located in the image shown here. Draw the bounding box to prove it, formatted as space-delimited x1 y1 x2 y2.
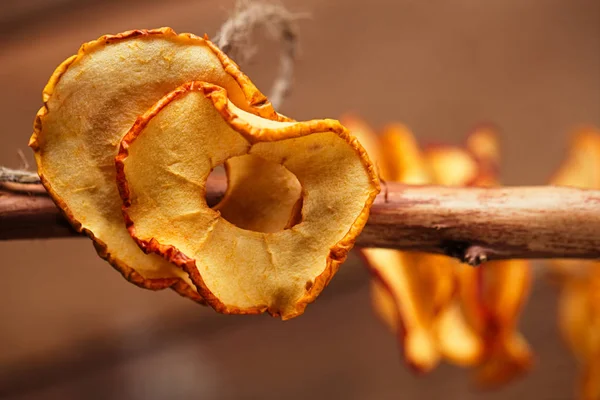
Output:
2 181 599 264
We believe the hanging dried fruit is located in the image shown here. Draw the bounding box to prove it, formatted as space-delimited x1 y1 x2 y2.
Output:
424 145 478 186
428 128 532 386
463 128 533 387
349 117 532 382
550 128 600 400
558 275 600 400
345 117 442 372
116 82 379 319
551 128 600 190
29 28 286 300
348 116 489 371
423 140 486 367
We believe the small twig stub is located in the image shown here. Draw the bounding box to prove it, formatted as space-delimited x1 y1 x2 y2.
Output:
0 167 40 184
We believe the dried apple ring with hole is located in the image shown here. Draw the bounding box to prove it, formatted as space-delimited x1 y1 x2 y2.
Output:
29 28 286 300
116 82 380 320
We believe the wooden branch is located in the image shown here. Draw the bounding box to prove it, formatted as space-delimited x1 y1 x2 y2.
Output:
360 183 600 264
2 181 599 264
0 183 76 239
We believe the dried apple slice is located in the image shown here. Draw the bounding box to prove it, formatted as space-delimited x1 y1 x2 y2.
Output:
465 124 500 187
117 82 380 319
474 331 533 387
379 124 432 185
370 279 398 331
29 28 285 299
365 250 441 372
550 127 600 399
558 275 600 400
435 303 484 366
465 127 533 386
428 139 489 339
378 127 456 318
352 119 482 370
424 143 487 367
549 129 600 279
425 132 533 375
550 129 600 281
474 259 533 387
345 118 443 371
552 127 600 189
424 145 478 186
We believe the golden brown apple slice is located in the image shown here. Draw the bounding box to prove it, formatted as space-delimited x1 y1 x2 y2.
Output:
424 145 479 186
558 275 600 400
345 117 443 371
117 82 380 319
29 28 285 299
552 127 600 189
474 331 533 387
466 127 533 386
426 133 529 375
379 124 432 185
549 129 600 279
474 259 533 387
373 125 445 315
428 139 489 341
550 127 600 399
366 251 441 372
465 124 501 187
424 143 487 367
434 302 484 366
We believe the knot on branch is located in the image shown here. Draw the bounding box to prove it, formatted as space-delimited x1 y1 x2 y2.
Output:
442 241 492 266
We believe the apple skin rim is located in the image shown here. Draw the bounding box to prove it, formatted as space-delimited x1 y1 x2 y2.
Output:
116 81 381 320
28 27 286 301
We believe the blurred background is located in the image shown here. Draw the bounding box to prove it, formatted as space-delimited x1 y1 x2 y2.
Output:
0 0 599 399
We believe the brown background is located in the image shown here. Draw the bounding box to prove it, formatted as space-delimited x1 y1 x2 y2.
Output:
1 0 599 399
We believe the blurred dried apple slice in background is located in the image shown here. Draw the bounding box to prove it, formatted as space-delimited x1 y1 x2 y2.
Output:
424 128 532 376
465 124 500 187
550 127 600 399
551 127 600 189
117 82 380 319
549 128 600 281
558 275 600 400
424 145 478 186
350 118 485 370
29 28 284 299
434 303 484 366
473 259 533 387
349 119 532 376
423 142 486 367
365 249 441 371
426 138 488 344
346 117 442 372
465 127 533 387
379 124 432 185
